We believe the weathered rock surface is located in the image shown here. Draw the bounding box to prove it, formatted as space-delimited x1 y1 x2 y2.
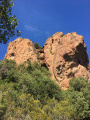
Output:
4 38 38 65
4 32 90 89
43 32 90 89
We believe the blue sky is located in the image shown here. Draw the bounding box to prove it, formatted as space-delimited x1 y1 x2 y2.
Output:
0 0 90 65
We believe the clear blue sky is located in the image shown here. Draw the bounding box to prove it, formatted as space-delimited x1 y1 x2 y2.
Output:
0 0 90 65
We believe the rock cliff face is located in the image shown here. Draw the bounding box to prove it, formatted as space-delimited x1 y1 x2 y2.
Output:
4 38 37 65
43 32 90 89
4 32 90 89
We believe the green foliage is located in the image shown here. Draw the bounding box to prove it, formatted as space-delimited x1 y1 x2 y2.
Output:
37 51 40 59
0 0 21 44
0 60 90 120
17 61 62 104
66 77 90 120
0 59 17 80
43 98 75 120
0 89 50 120
0 59 21 82
34 42 42 49
69 77 87 91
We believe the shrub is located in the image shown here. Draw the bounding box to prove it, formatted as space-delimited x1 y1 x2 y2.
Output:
0 59 17 80
69 77 87 91
34 42 42 49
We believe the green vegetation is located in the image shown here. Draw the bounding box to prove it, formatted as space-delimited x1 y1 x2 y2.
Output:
0 59 90 120
34 42 42 49
0 0 21 44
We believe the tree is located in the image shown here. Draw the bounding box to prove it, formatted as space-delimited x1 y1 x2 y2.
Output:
0 59 17 80
0 0 21 44
69 77 87 91
67 77 90 120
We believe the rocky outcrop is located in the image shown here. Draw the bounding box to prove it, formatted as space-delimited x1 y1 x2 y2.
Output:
43 32 90 89
4 32 90 89
4 38 38 65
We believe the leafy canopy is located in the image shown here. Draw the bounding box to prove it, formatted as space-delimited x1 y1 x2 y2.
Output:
0 59 90 120
0 0 21 44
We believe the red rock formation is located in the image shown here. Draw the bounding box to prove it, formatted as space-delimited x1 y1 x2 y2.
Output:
4 33 90 89
43 32 90 89
4 38 37 65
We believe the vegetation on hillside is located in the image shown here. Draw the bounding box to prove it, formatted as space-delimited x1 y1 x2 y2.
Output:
0 59 90 120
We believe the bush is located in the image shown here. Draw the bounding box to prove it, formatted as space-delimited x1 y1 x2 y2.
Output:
69 77 87 91
0 59 17 80
34 42 42 49
18 68 63 104
66 77 90 120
